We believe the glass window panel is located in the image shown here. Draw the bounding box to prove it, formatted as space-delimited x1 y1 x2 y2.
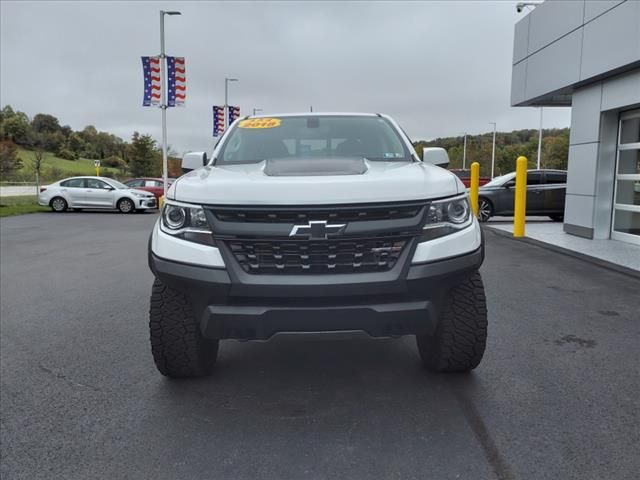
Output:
620 117 640 144
545 172 567 184
615 180 640 207
526 172 541 185
61 178 85 188
87 178 109 189
613 210 640 236
617 149 640 175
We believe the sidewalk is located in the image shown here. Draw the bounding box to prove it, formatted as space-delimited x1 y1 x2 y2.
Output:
0 185 37 197
486 220 640 274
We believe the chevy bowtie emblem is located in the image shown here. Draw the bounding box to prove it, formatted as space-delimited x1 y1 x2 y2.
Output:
289 220 346 239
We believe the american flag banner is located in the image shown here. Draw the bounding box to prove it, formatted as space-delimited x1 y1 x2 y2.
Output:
142 56 161 106
213 106 225 137
228 106 241 125
167 57 186 107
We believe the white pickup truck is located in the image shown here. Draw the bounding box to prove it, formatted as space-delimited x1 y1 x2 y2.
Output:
148 113 486 378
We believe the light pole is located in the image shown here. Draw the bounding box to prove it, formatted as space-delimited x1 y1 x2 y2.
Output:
462 132 467 170
489 122 496 179
160 10 181 198
253 108 263 116
537 107 543 169
224 77 238 131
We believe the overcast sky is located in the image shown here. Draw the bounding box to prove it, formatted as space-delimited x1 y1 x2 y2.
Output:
1 0 571 153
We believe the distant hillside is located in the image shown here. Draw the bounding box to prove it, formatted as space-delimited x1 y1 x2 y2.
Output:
413 128 569 177
1 105 180 184
14 147 118 182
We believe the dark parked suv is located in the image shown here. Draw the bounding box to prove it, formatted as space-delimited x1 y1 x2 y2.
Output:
477 169 567 222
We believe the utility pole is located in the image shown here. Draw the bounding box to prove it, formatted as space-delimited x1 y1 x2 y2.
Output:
159 10 181 197
489 122 497 179
537 107 543 169
463 133 467 170
224 77 238 132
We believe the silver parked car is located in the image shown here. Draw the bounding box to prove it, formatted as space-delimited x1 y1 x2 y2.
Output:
38 176 157 213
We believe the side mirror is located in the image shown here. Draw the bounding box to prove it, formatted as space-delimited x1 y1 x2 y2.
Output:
505 181 515 188
422 147 450 167
182 152 208 173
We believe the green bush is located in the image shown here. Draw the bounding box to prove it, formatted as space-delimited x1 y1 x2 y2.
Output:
102 155 125 168
57 147 78 160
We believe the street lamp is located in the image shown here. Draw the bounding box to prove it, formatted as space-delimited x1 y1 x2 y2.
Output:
489 122 496 179
537 107 543 169
516 1 543 13
462 132 468 170
159 10 181 197
224 77 239 131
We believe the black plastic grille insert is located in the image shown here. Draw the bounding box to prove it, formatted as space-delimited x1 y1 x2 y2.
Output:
227 236 409 275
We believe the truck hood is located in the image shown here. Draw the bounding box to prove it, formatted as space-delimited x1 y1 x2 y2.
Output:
170 159 462 206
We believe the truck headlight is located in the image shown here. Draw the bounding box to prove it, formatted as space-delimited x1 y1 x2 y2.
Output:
421 195 472 240
160 202 213 245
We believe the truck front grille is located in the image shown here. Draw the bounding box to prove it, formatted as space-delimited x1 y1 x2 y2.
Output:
215 204 422 223
227 236 409 275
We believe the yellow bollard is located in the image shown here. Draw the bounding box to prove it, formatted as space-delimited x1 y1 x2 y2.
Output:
513 156 528 237
470 162 480 217
159 195 165 209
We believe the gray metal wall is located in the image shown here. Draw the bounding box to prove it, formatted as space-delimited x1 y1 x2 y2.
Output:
511 0 640 106
564 69 640 238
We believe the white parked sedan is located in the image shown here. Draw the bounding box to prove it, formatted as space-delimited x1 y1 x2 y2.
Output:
38 176 157 213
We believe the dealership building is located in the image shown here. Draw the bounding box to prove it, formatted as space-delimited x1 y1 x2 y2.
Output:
511 0 640 245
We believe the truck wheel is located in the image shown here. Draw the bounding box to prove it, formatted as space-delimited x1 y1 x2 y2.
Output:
149 279 219 378
417 271 488 373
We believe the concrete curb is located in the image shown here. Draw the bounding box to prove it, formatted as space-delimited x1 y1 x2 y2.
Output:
484 226 640 281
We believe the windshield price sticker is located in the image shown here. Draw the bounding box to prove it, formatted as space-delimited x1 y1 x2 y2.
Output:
239 118 281 129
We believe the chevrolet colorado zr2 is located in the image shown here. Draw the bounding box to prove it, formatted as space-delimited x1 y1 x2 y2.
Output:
148 113 487 378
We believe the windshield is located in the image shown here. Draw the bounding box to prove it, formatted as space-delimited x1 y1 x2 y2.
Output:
483 172 515 187
107 179 129 189
216 115 411 164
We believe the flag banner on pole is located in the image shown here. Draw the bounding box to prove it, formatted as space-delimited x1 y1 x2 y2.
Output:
228 106 241 125
167 57 186 107
142 56 161 106
213 106 225 137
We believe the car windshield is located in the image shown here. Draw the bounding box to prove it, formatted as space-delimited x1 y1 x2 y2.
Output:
107 179 129 189
483 172 515 187
216 115 411 164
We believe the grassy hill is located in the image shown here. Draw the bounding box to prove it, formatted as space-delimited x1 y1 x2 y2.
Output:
12 147 118 183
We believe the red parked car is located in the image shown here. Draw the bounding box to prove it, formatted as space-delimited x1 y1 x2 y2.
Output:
449 169 491 188
124 178 172 200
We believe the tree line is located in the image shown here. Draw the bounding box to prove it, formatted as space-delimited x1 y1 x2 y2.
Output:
0 105 181 183
413 128 569 177
1 104 569 184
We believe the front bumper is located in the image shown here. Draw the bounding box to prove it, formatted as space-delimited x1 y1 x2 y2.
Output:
149 242 484 340
135 197 157 209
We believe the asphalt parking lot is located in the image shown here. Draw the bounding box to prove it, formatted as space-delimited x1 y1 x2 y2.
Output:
1 212 639 480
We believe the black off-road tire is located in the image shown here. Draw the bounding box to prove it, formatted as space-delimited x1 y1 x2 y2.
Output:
149 279 219 378
417 271 488 373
